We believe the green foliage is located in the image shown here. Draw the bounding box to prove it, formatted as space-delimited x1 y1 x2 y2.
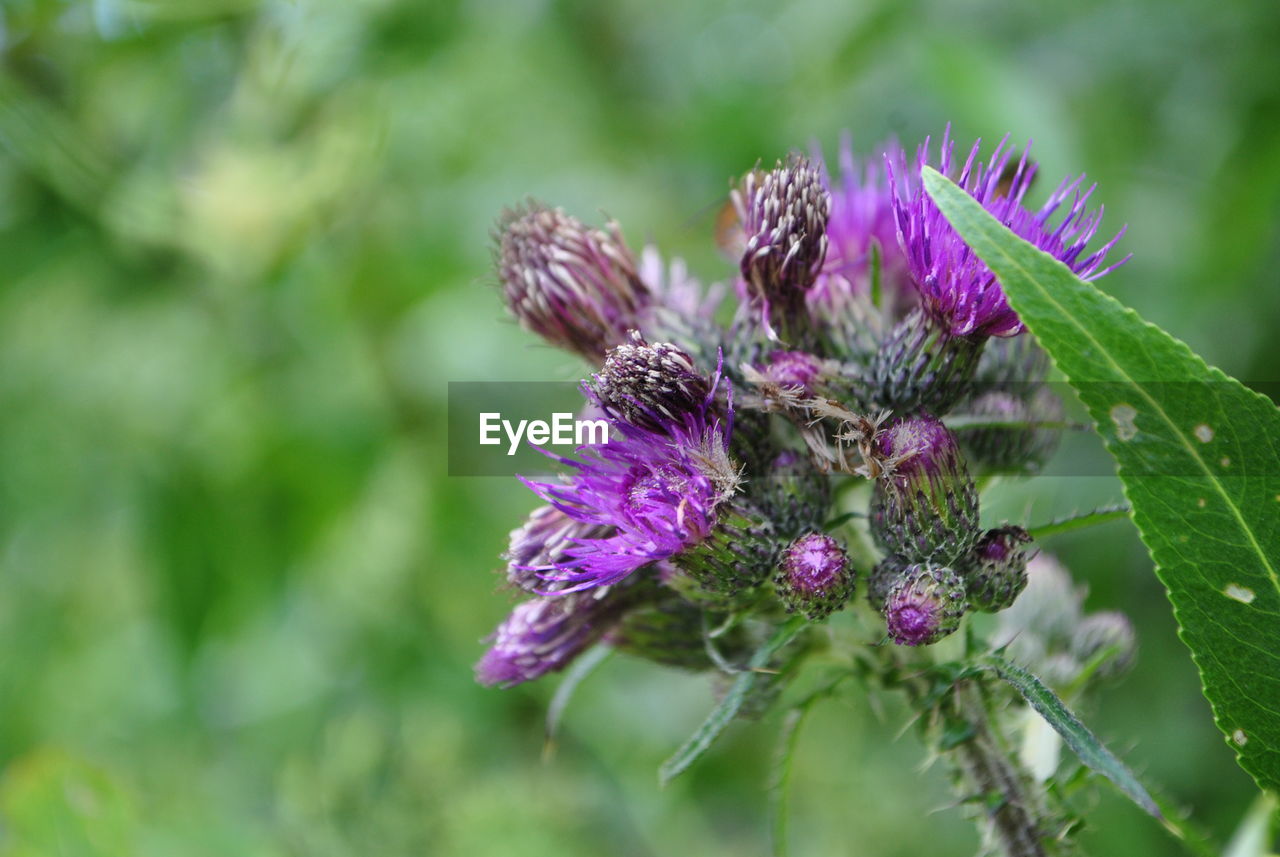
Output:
984 655 1159 817
924 167 1280 794
659 617 807 785
0 0 1278 854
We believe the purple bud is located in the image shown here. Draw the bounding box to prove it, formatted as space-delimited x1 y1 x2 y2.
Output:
883 562 968 646
476 585 637 687
962 525 1033 613
1071 611 1136 678
775 533 854 621
870 415 980 564
733 156 830 342
496 202 650 361
589 332 713 433
504 504 611 593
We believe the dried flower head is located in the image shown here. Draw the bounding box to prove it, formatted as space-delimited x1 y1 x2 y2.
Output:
733 156 831 342
496 202 650 361
589 332 713 434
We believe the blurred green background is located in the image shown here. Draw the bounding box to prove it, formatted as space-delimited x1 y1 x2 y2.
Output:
1 0 1277 854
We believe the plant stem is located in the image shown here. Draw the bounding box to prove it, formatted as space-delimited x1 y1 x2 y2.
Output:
950 680 1062 857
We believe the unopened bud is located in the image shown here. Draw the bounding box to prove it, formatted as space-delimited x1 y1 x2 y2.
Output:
963 525 1033 613
756 450 832 540
589 332 712 433
775 533 855 621
870 415 980 564
496 202 649 361
869 308 984 415
733 157 830 343
883 562 968 646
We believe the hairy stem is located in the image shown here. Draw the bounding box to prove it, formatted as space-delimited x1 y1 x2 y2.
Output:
950 680 1064 857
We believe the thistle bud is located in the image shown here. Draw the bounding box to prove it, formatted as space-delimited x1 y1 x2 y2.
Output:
733 156 830 343
504 504 609 593
476 583 644 687
869 307 983 415
589 332 712 433
954 387 1063 474
496 202 649 362
883 562 968 646
775 533 854 621
869 415 980 564
669 504 778 610
963 525 1033 613
1071 611 1136 678
755 450 832 540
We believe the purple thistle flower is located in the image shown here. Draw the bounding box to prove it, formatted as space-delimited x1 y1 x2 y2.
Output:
889 128 1129 338
870 414 980 564
775 532 855 620
503 504 612 593
810 135 912 310
476 585 634 687
495 202 651 361
519 370 741 594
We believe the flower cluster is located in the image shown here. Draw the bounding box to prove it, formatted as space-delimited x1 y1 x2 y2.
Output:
478 128 1127 691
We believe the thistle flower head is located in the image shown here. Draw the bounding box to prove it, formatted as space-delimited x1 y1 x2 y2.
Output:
889 129 1128 338
520 371 740 593
588 332 713 434
963 525 1033 613
876 412 963 478
775 532 854 620
732 156 831 341
496 202 650 361
883 562 968 646
504 504 612 593
811 136 911 308
870 414 980 564
476 587 626 687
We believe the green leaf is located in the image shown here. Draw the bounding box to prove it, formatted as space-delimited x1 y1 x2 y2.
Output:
544 645 612 753
1027 503 1131 540
984 656 1161 818
659 617 807 786
924 166 1280 793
